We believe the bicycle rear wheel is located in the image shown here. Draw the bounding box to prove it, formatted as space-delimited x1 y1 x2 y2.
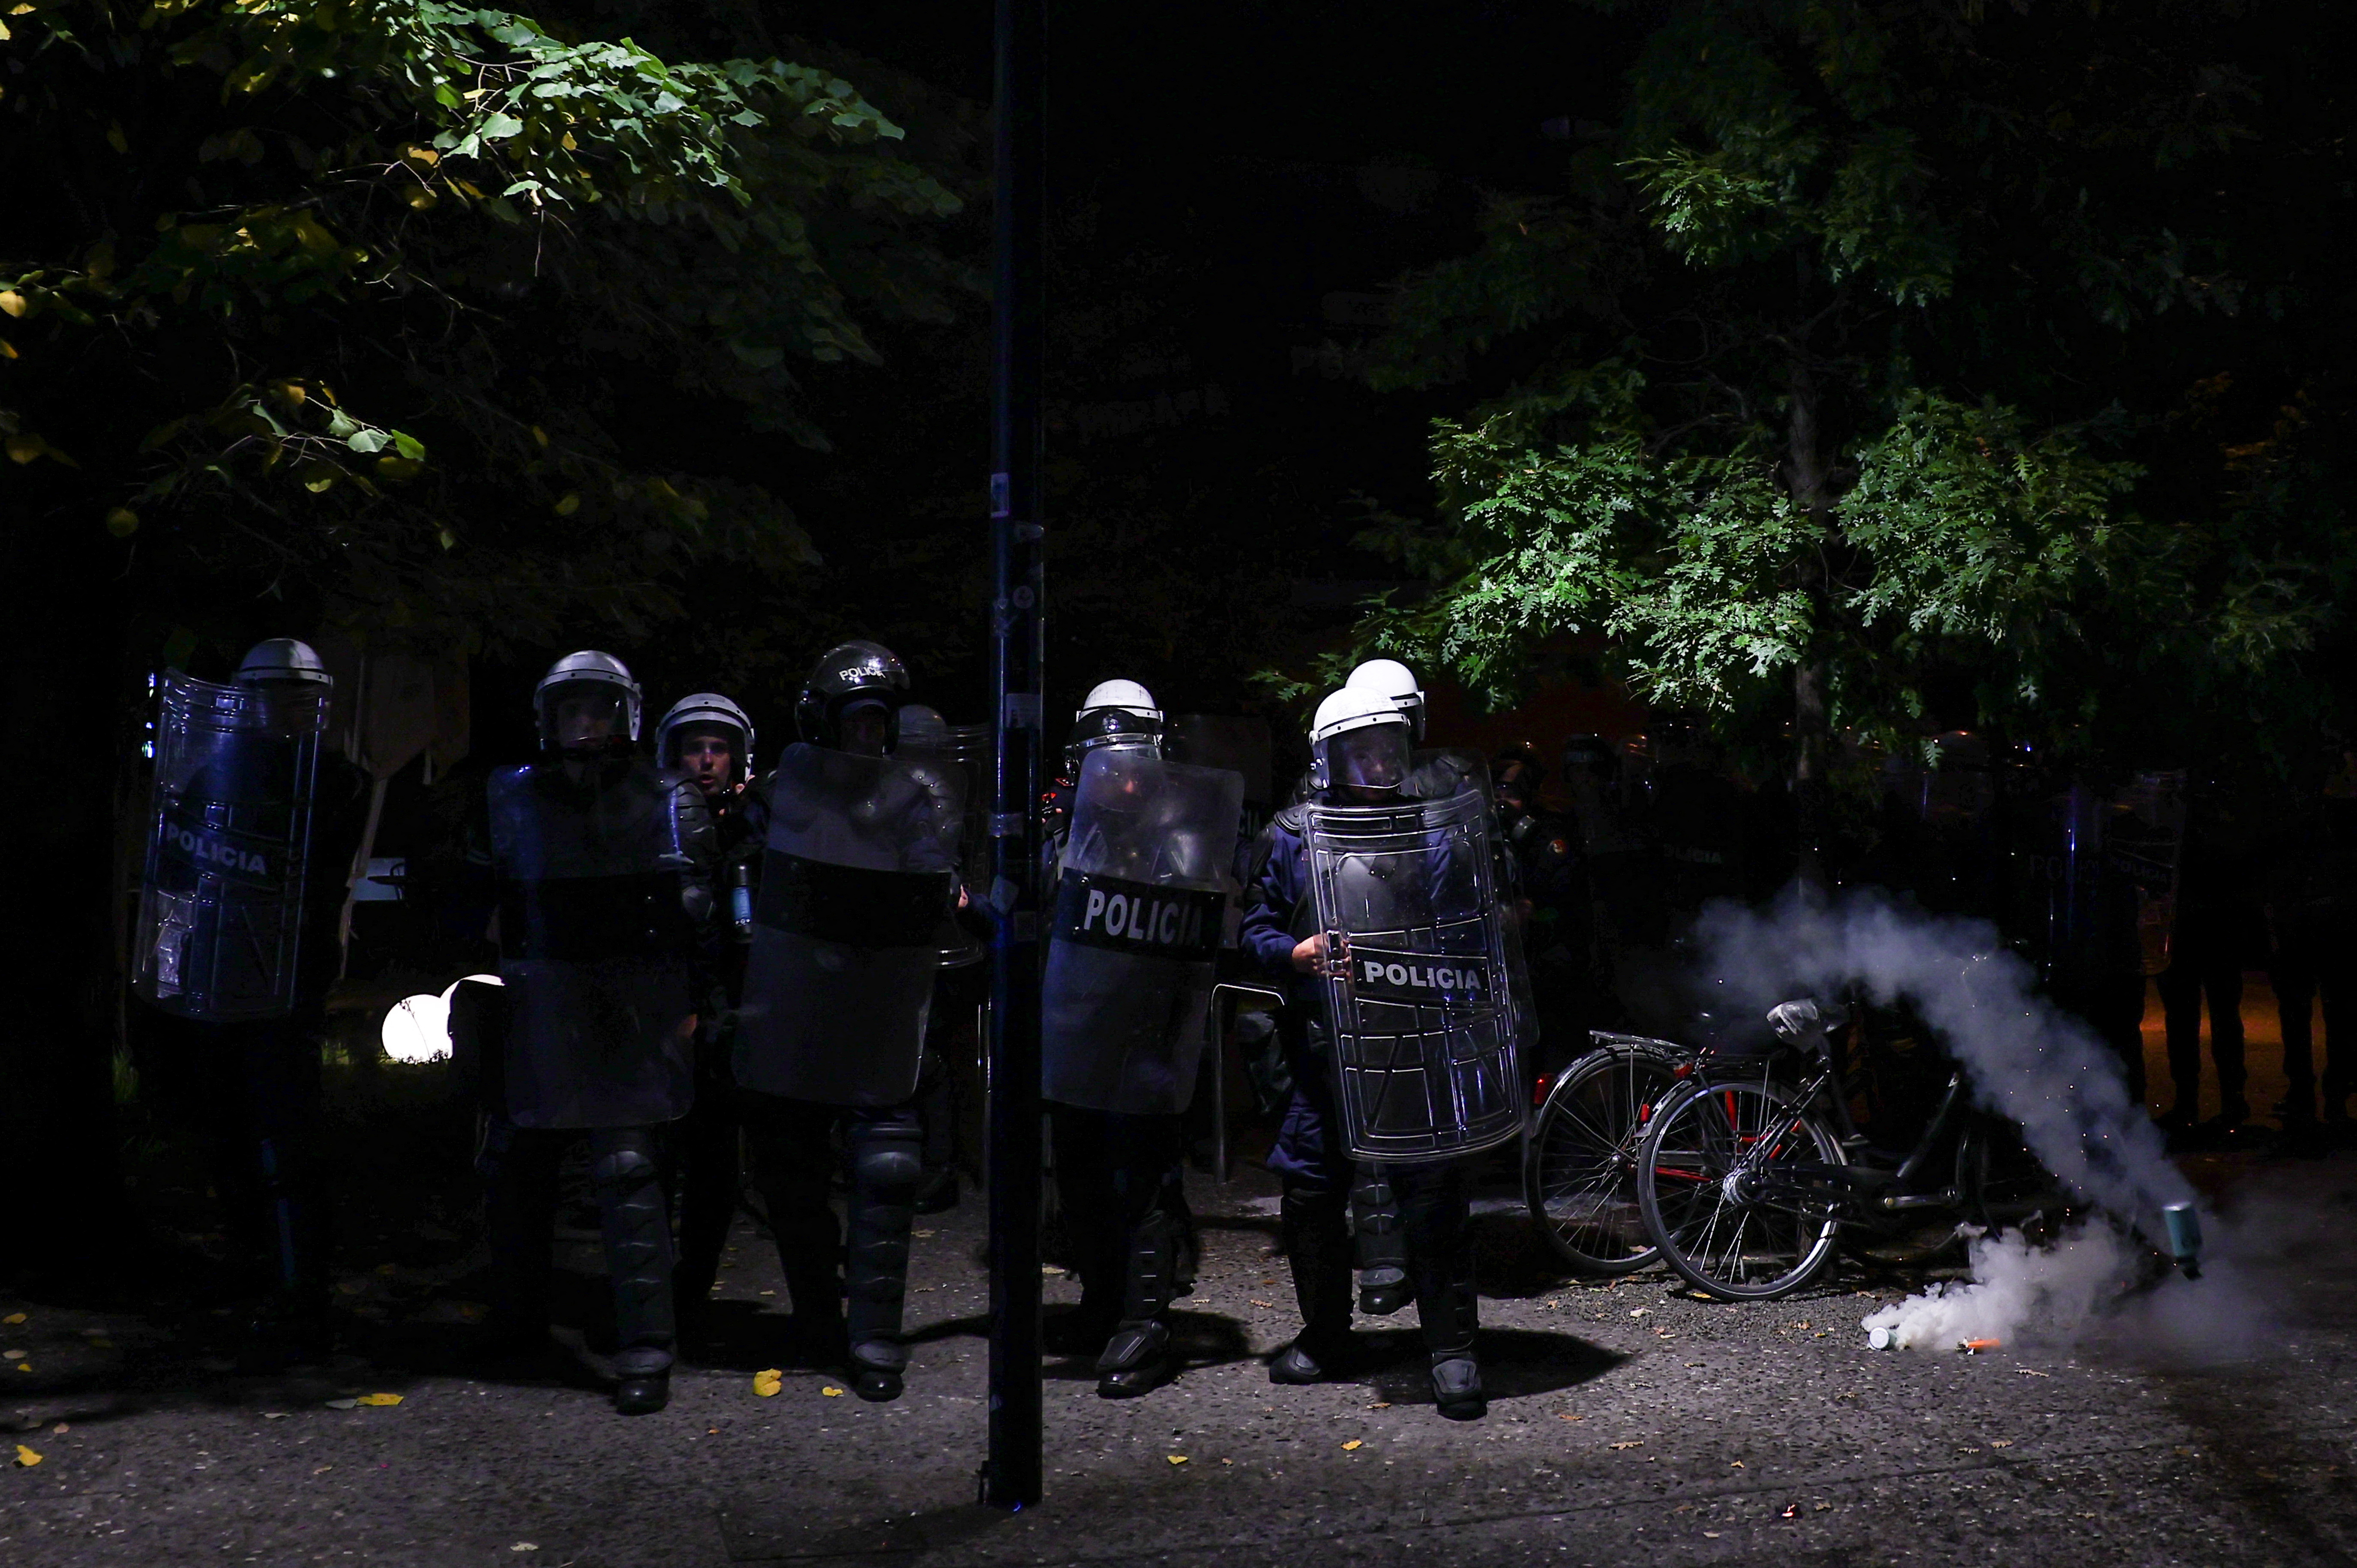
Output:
1524 1044 1682 1274
1636 1077 1847 1301
1956 1119 2070 1242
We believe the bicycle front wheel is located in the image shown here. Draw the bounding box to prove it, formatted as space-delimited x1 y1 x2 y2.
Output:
1524 1044 1683 1274
1636 1077 1847 1301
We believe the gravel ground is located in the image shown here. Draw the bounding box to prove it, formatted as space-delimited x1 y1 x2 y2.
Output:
6 1132 2353 1568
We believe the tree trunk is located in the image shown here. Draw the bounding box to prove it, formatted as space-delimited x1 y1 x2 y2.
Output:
1785 346 1832 896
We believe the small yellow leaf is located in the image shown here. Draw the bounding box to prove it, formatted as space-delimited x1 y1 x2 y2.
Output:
553 492 580 516
1 1314 23 1326
14 1364 30 1373
0 291 24 318
107 122 127 154
302 468 339 494
1166 1454 1188 1465
531 425 549 447
402 144 441 168
5 434 42 464
1341 1439 1363 1451
0 339 18 359
407 189 438 211
820 1385 844 1398
752 1369 783 1397
12 1445 38 1467
270 379 307 408
560 132 577 151
356 1392 402 1406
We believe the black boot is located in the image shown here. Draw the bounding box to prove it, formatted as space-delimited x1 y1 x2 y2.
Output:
1097 1209 1178 1398
844 1116 923 1402
591 1130 678 1416
1351 1165 1411 1316
1401 1164 1485 1421
1270 1187 1354 1384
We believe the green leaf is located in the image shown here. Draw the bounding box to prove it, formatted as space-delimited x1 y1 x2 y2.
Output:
391 430 426 461
345 428 389 454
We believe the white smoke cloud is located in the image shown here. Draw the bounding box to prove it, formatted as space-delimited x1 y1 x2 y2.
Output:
1690 891 2198 1235
1861 1223 2140 1351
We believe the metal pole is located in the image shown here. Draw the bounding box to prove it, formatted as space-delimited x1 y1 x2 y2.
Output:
983 0 1046 1512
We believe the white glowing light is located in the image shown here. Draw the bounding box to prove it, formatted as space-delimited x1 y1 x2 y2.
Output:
381 993 450 1063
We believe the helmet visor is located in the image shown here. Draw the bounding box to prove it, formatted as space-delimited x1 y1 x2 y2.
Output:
1331 725 1410 793
544 683 629 750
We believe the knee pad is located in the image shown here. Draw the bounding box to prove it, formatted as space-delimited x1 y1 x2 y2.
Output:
592 1142 660 1189
851 1133 924 1203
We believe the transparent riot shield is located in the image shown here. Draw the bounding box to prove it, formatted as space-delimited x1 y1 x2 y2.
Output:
1041 751 1243 1115
1409 746 1541 1056
735 743 962 1106
1307 789 1526 1161
134 672 329 1021
487 761 702 1129
898 720 988 967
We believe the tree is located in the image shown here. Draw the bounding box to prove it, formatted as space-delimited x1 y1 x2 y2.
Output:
0 0 972 1276
1322 0 2356 874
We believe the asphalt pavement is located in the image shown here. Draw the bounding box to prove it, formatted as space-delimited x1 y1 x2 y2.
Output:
6 1130 2354 1568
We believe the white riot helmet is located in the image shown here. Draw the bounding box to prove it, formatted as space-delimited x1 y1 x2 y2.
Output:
234 638 334 690
1069 678 1164 769
535 649 642 753
1346 658 1426 743
656 692 754 784
1308 685 1413 796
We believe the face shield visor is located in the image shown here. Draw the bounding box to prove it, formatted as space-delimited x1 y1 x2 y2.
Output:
666 721 747 787
837 697 894 758
1326 724 1412 796
543 682 631 753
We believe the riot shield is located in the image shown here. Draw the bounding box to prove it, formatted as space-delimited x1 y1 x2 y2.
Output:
1306 790 1526 1161
487 762 702 1128
134 672 330 1021
1410 745 1541 1055
1041 750 1243 1115
897 721 987 967
735 743 961 1106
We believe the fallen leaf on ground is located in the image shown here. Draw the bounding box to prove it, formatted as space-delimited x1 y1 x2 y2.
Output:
261 1412 288 1421
1167 1454 1188 1465
1608 1440 1643 1451
2 1350 22 1359
1990 1439 2014 1448
323 1399 358 1410
1557 1413 1583 1422
1249 1300 1275 1309
1730 1460 1744 1468
1703 1531 1721 1538
356 1393 402 1407
1367 1402 1391 1410
752 1370 783 1397
913 1229 936 1238
1342 1440 1363 1451
313 1466 333 1474
820 1385 844 1398
15 1364 30 1373
510 1545 539 1553
50 1424 67 1435
2014 1368 2050 1377
12 1445 39 1467
1 1314 23 1325
757 1290 776 1296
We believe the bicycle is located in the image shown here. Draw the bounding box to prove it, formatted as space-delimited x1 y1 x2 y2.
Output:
1523 1032 1693 1275
1632 999 2066 1301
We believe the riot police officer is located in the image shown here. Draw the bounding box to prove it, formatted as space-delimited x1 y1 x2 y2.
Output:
654 692 760 1349
1039 681 1239 1397
474 651 715 1415
131 638 371 1366
732 642 961 1401
1241 686 1514 1420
